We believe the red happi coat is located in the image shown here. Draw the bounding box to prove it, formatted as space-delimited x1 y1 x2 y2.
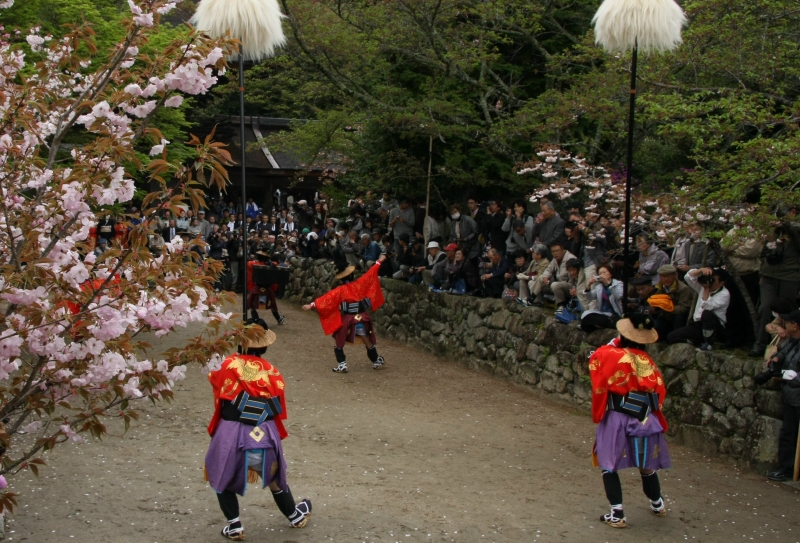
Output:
588 345 669 432
313 264 385 336
207 354 288 439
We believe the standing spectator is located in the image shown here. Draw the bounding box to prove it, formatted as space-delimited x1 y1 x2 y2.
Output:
754 309 800 481
517 244 550 305
580 264 624 332
446 204 480 262
389 198 415 253
667 267 731 351
486 200 507 255
228 232 243 292
529 242 576 306
502 200 534 254
201 215 217 241
531 201 567 247
162 219 178 242
751 214 800 357
672 224 718 271
652 264 693 340
256 215 271 235
245 197 260 220
197 210 210 238
294 200 315 230
97 216 115 242
480 248 510 298
635 234 670 285
466 197 487 242
283 214 298 235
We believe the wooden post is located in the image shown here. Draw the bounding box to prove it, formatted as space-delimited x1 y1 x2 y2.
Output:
424 135 433 249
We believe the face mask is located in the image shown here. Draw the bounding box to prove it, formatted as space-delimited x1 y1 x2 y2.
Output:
451 213 461 220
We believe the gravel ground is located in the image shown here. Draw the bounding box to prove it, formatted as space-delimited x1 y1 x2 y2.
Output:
7 301 800 543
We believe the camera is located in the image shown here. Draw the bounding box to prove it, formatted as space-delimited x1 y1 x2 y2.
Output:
697 274 714 286
594 275 601 281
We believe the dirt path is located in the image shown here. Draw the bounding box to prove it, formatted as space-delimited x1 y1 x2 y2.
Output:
7 302 800 542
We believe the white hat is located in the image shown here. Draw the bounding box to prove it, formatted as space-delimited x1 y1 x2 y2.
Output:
427 241 440 249
298 200 307 205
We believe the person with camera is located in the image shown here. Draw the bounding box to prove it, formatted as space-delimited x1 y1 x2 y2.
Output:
755 309 800 481
580 264 624 332
750 205 800 357
666 267 731 351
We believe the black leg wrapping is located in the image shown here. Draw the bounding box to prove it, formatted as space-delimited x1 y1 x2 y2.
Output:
272 309 281 320
366 346 379 363
272 488 297 518
602 470 623 506
641 471 662 502
216 490 240 521
334 347 346 363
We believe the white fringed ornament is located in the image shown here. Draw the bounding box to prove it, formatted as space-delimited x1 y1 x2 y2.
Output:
592 0 687 53
191 0 286 60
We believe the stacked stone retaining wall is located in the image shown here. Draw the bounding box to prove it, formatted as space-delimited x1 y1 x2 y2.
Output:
285 258 783 473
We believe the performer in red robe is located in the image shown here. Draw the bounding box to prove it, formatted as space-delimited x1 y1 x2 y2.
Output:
204 314 311 541
302 255 387 372
588 313 671 529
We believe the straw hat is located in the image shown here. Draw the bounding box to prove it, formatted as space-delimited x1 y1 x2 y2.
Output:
335 265 356 280
242 324 276 349
616 313 658 344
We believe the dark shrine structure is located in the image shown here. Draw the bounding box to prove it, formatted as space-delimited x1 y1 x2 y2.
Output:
197 115 325 211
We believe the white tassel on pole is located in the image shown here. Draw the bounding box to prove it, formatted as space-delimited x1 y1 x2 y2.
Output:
592 0 686 53
191 0 286 60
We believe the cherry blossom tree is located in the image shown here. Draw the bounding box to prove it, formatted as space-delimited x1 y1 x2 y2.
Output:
0 0 252 512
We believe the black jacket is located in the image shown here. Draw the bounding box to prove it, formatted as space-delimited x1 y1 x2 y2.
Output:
487 212 507 253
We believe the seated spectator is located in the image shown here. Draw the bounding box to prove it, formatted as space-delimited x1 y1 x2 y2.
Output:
529 242 576 307
392 233 414 280
94 237 109 258
629 275 660 314
480 248 510 298
502 200 534 254
652 264 693 340
420 241 448 286
635 234 670 285
361 232 382 268
442 248 480 294
187 218 202 237
517 244 550 305
175 209 189 231
580 264 624 332
550 258 589 310
667 267 731 351
504 250 529 294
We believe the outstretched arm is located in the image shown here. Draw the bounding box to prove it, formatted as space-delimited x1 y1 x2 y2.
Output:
302 302 316 311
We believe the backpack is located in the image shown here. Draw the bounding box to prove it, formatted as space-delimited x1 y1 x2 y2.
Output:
555 299 582 324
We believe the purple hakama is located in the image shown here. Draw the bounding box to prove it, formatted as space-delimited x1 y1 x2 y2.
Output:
595 410 671 472
205 419 288 496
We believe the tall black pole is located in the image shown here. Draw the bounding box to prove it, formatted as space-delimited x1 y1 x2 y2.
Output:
622 44 638 313
239 45 248 319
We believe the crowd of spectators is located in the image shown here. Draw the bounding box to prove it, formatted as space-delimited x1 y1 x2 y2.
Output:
87 191 800 357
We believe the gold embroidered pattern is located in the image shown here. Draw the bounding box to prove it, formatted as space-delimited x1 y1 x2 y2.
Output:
620 350 655 378
594 387 607 395
652 444 661 459
220 378 238 397
227 356 281 384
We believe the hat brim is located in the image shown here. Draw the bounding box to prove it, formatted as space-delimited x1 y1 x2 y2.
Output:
242 327 276 349
616 318 659 344
335 265 356 279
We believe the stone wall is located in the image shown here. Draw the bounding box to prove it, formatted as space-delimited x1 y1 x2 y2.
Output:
285 258 783 473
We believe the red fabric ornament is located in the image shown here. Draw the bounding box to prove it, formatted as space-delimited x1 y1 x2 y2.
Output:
207 354 288 439
588 345 668 432
313 264 384 336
